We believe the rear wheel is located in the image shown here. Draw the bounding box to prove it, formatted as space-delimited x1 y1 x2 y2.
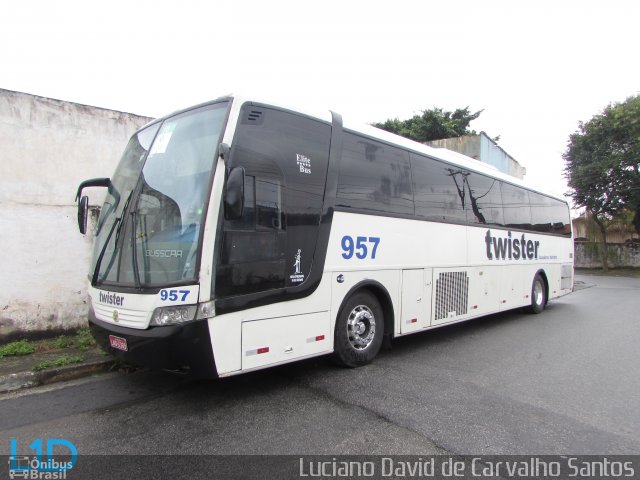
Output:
529 273 546 314
333 291 384 367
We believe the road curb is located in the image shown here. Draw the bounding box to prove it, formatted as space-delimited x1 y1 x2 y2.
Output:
0 359 115 394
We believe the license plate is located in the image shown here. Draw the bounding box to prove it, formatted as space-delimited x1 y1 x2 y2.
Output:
109 335 128 351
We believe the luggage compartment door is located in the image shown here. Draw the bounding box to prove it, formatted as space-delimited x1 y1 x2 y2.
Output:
242 312 330 371
400 269 431 334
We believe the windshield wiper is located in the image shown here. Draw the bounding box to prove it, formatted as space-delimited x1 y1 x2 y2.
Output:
92 191 133 285
130 210 142 290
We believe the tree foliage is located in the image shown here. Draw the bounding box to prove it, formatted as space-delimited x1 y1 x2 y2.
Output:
564 95 640 230
564 95 640 269
372 107 483 143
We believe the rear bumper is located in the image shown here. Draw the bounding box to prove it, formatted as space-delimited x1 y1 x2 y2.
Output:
88 311 218 378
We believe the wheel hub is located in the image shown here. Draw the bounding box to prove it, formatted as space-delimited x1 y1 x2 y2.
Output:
534 280 544 305
347 305 375 350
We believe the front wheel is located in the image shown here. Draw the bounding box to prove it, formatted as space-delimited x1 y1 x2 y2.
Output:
529 273 546 314
333 291 384 367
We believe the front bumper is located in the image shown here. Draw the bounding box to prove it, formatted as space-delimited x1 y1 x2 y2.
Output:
88 311 218 378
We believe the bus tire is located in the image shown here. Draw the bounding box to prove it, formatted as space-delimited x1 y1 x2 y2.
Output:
332 291 384 367
529 273 546 314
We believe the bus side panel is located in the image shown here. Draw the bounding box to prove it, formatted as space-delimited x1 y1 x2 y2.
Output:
499 264 530 311
466 225 574 304
241 312 330 371
546 262 568 299
325 213 469 273
207 312 242 376
210 273 332 376
430 266 503 326
465 266 501 319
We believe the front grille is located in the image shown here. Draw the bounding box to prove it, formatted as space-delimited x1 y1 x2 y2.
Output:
93 303 148 329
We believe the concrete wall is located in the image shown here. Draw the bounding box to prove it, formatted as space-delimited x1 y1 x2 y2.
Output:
479 132 527 180
574 241 640 269
572 215 640 244
426 135 481 160
0 89 152 340
426 132 526 180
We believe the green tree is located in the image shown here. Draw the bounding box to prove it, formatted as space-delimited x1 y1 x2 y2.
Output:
372 107 483 143
563 94 640 270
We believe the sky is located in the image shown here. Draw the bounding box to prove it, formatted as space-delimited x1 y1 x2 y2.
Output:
2 0 639 205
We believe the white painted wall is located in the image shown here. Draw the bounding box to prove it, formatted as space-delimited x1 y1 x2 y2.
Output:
0 89 152 338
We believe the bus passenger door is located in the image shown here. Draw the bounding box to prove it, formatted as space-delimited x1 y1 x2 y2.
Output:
400 269 432 334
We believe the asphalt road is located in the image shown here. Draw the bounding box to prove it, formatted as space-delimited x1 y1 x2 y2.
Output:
1 274 639 463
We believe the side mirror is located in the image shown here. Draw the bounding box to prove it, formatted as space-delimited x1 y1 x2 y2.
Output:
78 195 89 234
224 167 245 220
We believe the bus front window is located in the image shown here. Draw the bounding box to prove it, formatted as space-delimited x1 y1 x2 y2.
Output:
94 102 229 287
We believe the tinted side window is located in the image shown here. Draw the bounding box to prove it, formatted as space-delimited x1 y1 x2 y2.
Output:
256 179 283 230
411 153 466 223
501 182 532 230
337 133 413 216
550 199 572 236
529 192 554 233
465 172 504 226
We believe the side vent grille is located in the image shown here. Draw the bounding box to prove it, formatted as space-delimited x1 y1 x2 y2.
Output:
434 271 469 321
241 108 265 125
246 110 263 122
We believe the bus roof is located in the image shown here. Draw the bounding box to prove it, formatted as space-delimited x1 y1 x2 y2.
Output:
153 94 568 204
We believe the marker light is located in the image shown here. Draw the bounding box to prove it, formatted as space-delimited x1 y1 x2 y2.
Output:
196 301 215 319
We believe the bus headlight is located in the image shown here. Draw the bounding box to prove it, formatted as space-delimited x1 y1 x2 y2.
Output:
150 305 197 326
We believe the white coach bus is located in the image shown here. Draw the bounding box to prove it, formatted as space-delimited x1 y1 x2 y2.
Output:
75 96 573 377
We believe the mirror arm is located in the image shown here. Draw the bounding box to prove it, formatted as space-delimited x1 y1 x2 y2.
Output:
218 143 231 166
75 177 111 202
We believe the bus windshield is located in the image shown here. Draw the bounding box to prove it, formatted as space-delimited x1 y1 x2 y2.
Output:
91 102 229 287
